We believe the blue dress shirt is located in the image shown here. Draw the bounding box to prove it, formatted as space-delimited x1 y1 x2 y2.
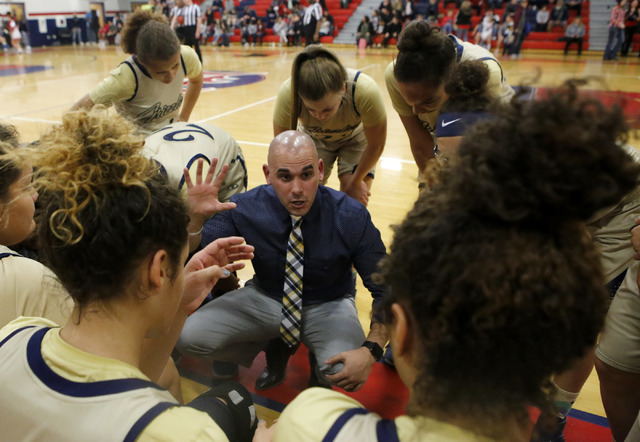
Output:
202 185 386 319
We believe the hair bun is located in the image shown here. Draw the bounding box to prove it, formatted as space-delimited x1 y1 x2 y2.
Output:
397 21 444 52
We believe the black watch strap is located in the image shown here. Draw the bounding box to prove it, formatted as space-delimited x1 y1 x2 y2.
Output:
361 341 384 361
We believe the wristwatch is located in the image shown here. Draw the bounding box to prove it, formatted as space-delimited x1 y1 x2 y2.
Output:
361 341 384 361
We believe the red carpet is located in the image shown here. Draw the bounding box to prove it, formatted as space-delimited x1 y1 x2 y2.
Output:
177 345 612 440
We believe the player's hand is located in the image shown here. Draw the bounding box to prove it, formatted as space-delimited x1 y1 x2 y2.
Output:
325 347 375 392
343 178 371 206
182 236 254 313
184 158 237 230
253 420 277 442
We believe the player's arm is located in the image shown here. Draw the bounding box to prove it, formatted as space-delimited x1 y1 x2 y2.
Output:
400 114 434 173
273 121 288 136
342 119 386 204
179 71 204 122
71 94 96 111
195 10 202 38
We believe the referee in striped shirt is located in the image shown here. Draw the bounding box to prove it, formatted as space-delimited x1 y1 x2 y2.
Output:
171 0 203 62
303 0 323 46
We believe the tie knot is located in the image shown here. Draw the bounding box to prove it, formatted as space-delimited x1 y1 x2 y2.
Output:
291 216 303 228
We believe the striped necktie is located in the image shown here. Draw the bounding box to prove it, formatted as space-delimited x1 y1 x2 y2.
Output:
280 216 304 347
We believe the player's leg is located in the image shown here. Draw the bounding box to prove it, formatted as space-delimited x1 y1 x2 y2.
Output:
595 262 640 442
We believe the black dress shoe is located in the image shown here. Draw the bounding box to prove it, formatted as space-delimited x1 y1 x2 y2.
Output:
255 367 286 390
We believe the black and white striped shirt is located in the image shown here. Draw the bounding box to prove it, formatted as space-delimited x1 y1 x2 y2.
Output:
176 4 202 27
303 3 323 26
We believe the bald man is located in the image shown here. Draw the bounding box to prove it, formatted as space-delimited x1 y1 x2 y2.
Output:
177 131 387 393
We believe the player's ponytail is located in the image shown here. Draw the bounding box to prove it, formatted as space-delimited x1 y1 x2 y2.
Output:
290 45 347 129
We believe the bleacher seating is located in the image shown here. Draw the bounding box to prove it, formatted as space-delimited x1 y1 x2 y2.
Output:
218 0 362 44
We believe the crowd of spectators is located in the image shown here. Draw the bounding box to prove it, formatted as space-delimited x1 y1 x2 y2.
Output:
353 0 594 56
145 0 335 47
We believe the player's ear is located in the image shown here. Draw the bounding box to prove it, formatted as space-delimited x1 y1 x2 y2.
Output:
263 164 271 185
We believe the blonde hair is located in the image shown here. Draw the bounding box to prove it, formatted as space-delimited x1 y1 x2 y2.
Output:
1 108 189 310
290 45 347 129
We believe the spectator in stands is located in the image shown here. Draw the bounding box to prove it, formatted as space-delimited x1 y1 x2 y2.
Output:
227 9 240 28
469 0 483 16
473 9 496 49
242 17 258 46
278 0 289 16
547 0 569 30
426 0 440 23
536 4 550 31
379 6 393 26
563 16 585 54
488 0 504 10
70 14 84 46
392 0 404 18
273 16 288 45
318 15 333 37
212 18 230 46
405 0 416 21
287 13 303 45
201 7 216 44
322 10 335 32
566 0 583 17
371 10 381 35
502 0 519 21
383 15 402 47
442 9 456 32
266 5 278 27
508 0 529 57
256 19 266 45
98 21 110 47
604 0 627 60
495 14 515 54
356 15 374 46
621 0 639 56
212 0 224 13
455 0 474 41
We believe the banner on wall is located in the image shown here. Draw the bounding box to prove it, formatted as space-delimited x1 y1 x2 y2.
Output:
55 16 67 28
38 17 48 33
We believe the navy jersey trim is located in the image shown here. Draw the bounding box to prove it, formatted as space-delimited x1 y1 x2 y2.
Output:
0 326 35 348
322 408 370 442
180 53 187 77
26 327 166 397
178 153 210 190
132 55 153 80
607 268 628 299
236 154 249 190
352 71 361 118
376 418 400 441
123 402 178 442
0 252 21 259
122 61 139 102
448 34 464 61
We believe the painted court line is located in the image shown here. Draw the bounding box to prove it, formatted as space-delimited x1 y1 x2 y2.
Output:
196 96 277 124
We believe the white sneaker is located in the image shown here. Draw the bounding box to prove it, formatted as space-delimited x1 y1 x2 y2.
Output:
26 46 31 53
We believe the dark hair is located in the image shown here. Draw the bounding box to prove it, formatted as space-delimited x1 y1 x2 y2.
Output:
394 21 456 85
440 60 493 113
12 109 189 314
120 10 180 64
377 82 640 437
289 45 347 129
0 123 23 200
